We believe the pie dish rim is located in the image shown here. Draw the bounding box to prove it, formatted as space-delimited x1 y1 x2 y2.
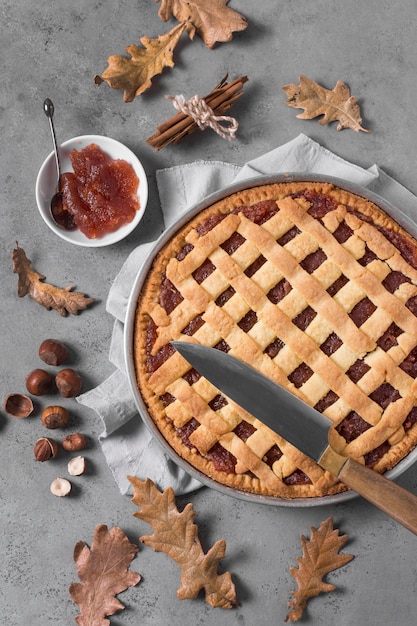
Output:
124 172 417 507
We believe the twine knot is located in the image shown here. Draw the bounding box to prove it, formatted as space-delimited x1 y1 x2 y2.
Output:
169 93 238 140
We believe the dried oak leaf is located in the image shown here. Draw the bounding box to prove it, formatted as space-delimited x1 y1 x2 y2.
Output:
129 476 238 609
12 242 95 316
70 525 141 626
282 74 369 132
156 0 248 49
285 517 353 622
94 21 187 102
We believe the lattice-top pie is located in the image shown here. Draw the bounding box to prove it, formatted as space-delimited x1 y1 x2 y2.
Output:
133 180 417 498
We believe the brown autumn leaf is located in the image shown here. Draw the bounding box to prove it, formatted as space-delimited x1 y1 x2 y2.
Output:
129 476 238 609
282 74 369 132
285 517 353 622
70 525 141 626
94 21 187 102
12 243 95 316
156 0 248 49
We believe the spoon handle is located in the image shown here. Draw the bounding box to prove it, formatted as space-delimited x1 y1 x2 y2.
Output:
43 98 61 189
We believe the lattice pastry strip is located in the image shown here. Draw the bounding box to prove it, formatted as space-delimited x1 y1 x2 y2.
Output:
326 343 358 372
190 321 222 349
303 315 334 346
236 214 375 354
276 289 309 320
395 281 417 304
281 231 320 263
220 258 382 423
149 351 192 396
332 281 368 312
358 308 394 344
150 287 209 353
197 269 230 300
205 271 383 424
279 197 417 337
362 259 391 282
220 290 252 322
308 259 344 290
365 349 416 397
152 202 416 439
320 397 352 423
258 209 295 239
246 319 277 351
341 397 416 458
355 362 386 398
165 378 240 455
218 432 283 490
344 213 417 283
247 259 284 293
226 238 265 271
235 428 275 473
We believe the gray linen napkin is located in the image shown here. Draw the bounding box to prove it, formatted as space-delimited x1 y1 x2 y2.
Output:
77 133 417 495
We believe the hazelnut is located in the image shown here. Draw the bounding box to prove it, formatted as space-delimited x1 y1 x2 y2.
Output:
68 456 86 476
50 477 71 497
4 393 34 418
62 433 87 452
41 405 69 429
39 339 68 366
55 368 82 398
34 437 59 462
25 368 53 396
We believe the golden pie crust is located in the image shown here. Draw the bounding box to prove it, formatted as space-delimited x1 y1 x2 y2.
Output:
133 180 417 498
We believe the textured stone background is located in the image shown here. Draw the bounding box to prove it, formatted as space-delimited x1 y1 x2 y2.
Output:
1 1 417 624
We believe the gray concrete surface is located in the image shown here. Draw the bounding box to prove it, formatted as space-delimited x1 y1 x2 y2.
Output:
1 1 417 624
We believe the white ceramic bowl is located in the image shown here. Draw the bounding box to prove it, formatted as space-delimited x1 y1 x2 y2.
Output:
35 134 148 247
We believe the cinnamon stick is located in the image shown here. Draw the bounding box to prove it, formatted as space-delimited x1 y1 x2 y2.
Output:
154 75 231 136
147 75 248 150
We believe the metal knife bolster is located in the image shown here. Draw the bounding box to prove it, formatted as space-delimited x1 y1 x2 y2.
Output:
318 445 349 476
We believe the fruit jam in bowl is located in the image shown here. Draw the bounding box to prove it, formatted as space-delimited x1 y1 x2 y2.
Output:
35 135 148 247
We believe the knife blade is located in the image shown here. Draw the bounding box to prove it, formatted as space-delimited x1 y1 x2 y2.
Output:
172 340 417 535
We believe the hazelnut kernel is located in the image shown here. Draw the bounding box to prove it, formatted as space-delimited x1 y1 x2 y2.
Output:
50 477 71 497
68 456 86 476
55 369 82 398
39 339 68 366
62 433 87 452
34 437 59 462
25 368 53 396
41 405 69 429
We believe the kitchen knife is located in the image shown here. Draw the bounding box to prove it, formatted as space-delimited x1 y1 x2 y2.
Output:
172 341 417 535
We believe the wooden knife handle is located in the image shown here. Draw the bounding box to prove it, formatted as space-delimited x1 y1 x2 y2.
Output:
339 457 417 535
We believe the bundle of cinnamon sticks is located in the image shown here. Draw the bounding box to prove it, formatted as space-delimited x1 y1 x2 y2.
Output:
146 75 248 150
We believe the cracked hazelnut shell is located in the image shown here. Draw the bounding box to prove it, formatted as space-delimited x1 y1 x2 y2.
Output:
34 437 59 461
4 393 34 418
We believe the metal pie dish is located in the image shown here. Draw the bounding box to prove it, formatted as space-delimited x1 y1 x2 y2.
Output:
124 173 417 507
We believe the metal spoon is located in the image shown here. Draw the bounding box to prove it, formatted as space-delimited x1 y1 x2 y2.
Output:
43 98 75 230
